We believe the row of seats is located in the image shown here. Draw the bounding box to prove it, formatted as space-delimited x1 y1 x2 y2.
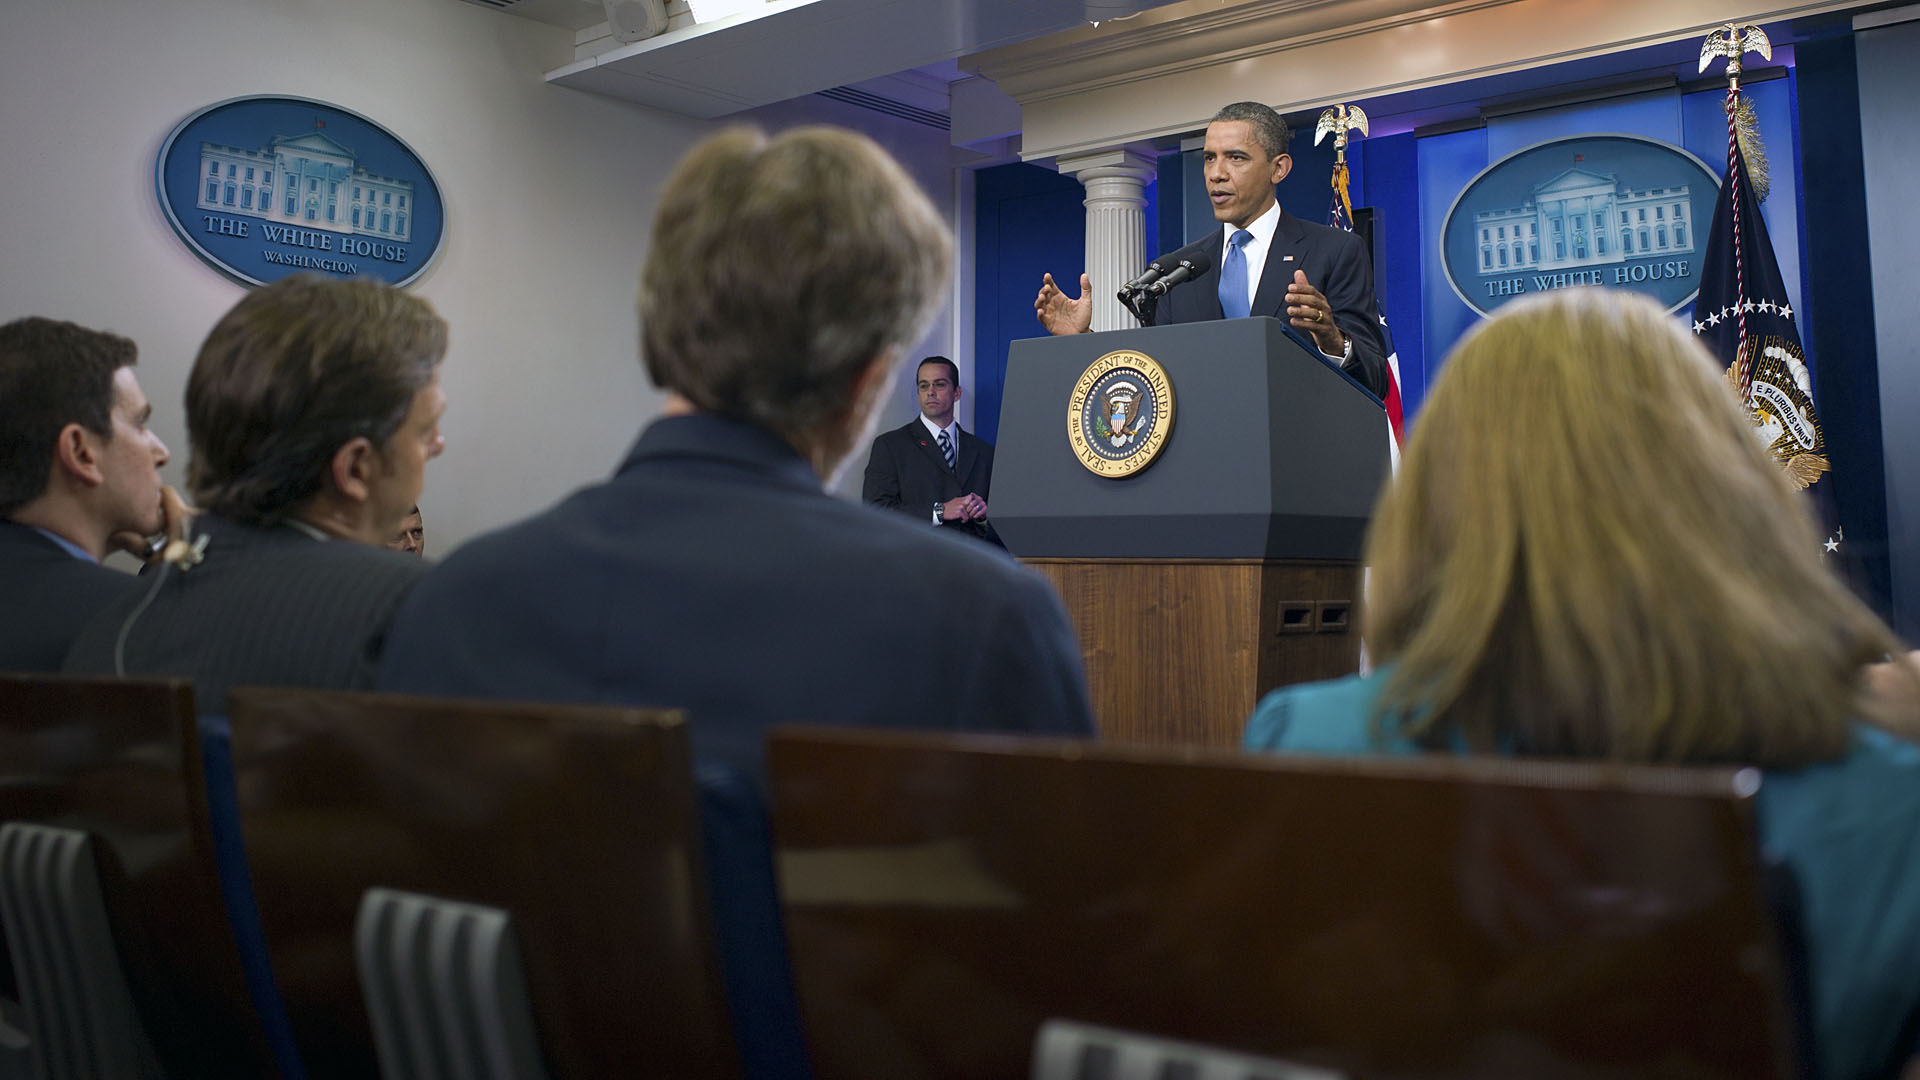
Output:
0 673 1805 1079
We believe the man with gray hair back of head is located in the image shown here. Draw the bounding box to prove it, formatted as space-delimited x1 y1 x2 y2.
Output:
378 125 1094 788
1035 100 1390 399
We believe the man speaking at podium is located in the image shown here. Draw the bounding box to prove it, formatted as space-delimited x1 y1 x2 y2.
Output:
1035 101 1389 399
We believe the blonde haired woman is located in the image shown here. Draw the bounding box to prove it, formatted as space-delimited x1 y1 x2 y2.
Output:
1244 288 1920 1079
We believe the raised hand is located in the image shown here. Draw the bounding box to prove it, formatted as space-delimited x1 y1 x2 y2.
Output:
1284 269 1345 356
1035 272 1093 336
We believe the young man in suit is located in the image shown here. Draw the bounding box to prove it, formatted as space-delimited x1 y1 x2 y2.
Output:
62 276 446 711
1035 101 1389 398
861 355 1002 547
0 317 176 671
376 126 1094 785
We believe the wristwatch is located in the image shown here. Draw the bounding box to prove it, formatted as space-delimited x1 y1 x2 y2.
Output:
1338 333 1354 362
933 500 945 523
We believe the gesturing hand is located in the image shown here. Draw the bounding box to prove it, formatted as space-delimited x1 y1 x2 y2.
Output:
1284 269 1346 356
1035 272 1093 336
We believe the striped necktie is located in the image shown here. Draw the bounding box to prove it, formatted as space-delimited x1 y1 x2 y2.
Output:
938 429 956 472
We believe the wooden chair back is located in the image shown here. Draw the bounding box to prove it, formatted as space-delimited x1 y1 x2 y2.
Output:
0 673 276 1075
226 687 739 1080
767 728 1797 1080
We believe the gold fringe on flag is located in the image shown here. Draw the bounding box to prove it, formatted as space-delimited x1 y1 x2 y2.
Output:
1731 95 1771 205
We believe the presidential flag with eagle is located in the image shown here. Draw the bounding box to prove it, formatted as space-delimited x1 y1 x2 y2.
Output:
1692 23 1849 570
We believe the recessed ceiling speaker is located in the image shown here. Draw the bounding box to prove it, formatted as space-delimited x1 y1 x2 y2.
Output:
603 0 668 41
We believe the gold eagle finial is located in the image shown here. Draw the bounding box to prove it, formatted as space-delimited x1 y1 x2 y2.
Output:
1314 104 1370 159
1698 23 1772 91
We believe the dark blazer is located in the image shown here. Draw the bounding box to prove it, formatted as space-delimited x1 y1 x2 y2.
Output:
376 413 1094 784
860 418 1002 546
61 512 430 714
0 521 139 673
1155 208 1389 399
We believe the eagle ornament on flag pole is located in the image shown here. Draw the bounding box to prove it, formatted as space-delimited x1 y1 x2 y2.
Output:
1693 23 1848 562
1316 104 1404 471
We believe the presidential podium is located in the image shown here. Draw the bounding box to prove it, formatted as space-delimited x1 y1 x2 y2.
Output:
992 318 1389 746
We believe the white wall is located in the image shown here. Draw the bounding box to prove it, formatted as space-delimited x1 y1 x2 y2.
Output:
0 0 968 552
0 0 716 555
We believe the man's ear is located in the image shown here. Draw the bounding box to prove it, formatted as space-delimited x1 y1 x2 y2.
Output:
1270 152 1293 186
327 436 378 504
52 423 105 488
953 381 965 405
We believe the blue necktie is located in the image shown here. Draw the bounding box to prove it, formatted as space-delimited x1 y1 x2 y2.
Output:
938 429 955 472
1218 229 1253 320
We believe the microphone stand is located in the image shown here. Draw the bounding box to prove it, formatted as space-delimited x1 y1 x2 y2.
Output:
1117 287 1158 325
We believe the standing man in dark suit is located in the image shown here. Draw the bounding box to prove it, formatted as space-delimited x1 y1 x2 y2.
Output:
1035 101 1389 398
0 317 178 672
376 125 1093 786
62 276 446 712
861 356 1002 547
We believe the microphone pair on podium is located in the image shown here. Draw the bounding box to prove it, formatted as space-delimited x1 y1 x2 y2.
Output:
1117 241 1214 323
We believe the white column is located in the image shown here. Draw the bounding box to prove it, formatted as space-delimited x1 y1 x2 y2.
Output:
1058 148 1156 332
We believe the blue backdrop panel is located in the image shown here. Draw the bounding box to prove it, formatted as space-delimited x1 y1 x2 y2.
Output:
1794 31 1892 621
1487 87 1684 157
1363 132 1425 421
1854 18 1920 634
1414 82 1801 408
972 163 1088 443
1416 127 1489 402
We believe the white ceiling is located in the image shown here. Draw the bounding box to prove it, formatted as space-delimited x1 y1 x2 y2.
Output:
531 0 1184 118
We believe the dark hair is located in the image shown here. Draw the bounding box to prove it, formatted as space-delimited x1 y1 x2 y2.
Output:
917 356 960 389
1210 101 1292 161
640 126 952 458
0 317 138 516
186 275 446 524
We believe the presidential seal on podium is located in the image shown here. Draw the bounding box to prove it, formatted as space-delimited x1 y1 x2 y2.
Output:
1066 349 1174 478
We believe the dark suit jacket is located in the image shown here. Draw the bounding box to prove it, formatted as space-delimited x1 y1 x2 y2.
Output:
1155 208 1389 399
860 418 1002 547
61 512 430 713
0 521 139 673
376 413 1093 784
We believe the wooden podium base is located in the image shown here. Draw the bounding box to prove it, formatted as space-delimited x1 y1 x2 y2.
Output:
1024 558 1362 748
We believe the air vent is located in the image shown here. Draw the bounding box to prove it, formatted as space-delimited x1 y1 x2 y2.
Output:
816 86 949 130
454 0 520 9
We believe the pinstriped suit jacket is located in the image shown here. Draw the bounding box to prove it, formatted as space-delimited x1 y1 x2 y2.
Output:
61 512 429 713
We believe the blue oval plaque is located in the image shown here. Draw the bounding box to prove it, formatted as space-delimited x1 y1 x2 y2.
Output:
155 95 445 287
1440 134 1719 316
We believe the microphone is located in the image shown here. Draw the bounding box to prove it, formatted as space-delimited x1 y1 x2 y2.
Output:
1117 240 1211 297
1143 247 1214 296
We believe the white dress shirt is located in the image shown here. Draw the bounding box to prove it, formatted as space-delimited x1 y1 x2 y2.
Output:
919 413 959 524
1221 199 1282 313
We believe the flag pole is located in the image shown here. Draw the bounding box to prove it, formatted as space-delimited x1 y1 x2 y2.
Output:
1698 22 1773 405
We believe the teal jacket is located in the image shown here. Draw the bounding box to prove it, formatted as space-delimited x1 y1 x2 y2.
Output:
1245 670 1920 1080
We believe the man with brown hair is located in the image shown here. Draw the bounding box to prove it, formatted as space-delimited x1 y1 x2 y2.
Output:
63 275 447 711
862 356 1002 547
0 317 174 670
378 126 1093 783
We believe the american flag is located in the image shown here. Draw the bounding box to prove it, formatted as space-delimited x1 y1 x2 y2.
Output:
1328 160 1402 471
